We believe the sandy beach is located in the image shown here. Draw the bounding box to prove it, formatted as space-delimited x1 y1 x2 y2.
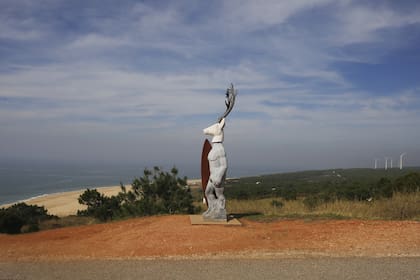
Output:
1 179 201 217
0 186 124 217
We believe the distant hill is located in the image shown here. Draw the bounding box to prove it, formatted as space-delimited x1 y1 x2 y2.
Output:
224 167 420 200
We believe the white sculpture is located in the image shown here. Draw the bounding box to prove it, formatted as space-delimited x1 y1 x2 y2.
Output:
202 84 236 221
202 118 228 220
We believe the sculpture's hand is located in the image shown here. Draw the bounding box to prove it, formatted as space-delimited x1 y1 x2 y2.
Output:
209 176 221 187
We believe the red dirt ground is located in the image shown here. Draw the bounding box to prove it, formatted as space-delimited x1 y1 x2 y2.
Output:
0 216 419 261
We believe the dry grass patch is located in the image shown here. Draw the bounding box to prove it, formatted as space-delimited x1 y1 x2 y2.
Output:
227 191 420 220
40 215 98 230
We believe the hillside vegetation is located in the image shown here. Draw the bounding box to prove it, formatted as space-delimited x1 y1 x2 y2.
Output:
221 167 420 220
224 167 420 200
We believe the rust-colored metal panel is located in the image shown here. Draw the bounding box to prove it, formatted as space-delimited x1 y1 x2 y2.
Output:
201 139 212 205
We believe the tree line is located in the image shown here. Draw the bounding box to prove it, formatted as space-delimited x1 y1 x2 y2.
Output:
225 170 420 203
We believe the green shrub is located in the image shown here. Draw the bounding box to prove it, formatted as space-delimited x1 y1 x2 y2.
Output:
0 203 55 234
0 210 24 234
77 189 121 221
281 188 297 200
78 166 196 221
373 177 393 198
394 172 420 193
119 167 195 216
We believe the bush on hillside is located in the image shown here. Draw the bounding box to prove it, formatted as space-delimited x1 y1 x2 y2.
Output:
0 203 56 234
372 177 393 198
119 167 195 216
77 189 121 221
394 172 420 193
77 167 196 221
280 187 298 200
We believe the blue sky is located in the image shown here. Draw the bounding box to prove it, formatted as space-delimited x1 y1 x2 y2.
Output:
1 0 420 177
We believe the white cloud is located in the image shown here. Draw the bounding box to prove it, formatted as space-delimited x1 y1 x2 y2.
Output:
0 17 45 40
221 0 333 32
333 3 420 45
66 34 130 50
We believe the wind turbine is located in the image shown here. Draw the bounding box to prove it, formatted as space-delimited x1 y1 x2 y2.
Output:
384 157 388 170
390 158 393 169
400 153 407 170
374 158 379 169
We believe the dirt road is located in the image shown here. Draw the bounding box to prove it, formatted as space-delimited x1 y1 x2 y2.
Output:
1 258 419 280
0 215 419 260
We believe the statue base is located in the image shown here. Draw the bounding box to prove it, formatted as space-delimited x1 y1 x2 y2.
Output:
189 215 241 226
202 208 227 221
203 217 227 222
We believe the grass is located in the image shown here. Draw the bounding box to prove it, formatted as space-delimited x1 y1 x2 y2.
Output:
28 192 420 231
41 191 420 229
226 191 420 221
39 215 98 231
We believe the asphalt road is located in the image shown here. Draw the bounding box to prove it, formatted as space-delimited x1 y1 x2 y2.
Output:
1 258 419 280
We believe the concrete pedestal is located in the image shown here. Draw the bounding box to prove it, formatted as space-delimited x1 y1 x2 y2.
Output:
189 215 241 226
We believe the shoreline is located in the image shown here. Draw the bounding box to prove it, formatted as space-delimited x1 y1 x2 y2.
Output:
0 185 124 217
0 179 201 217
